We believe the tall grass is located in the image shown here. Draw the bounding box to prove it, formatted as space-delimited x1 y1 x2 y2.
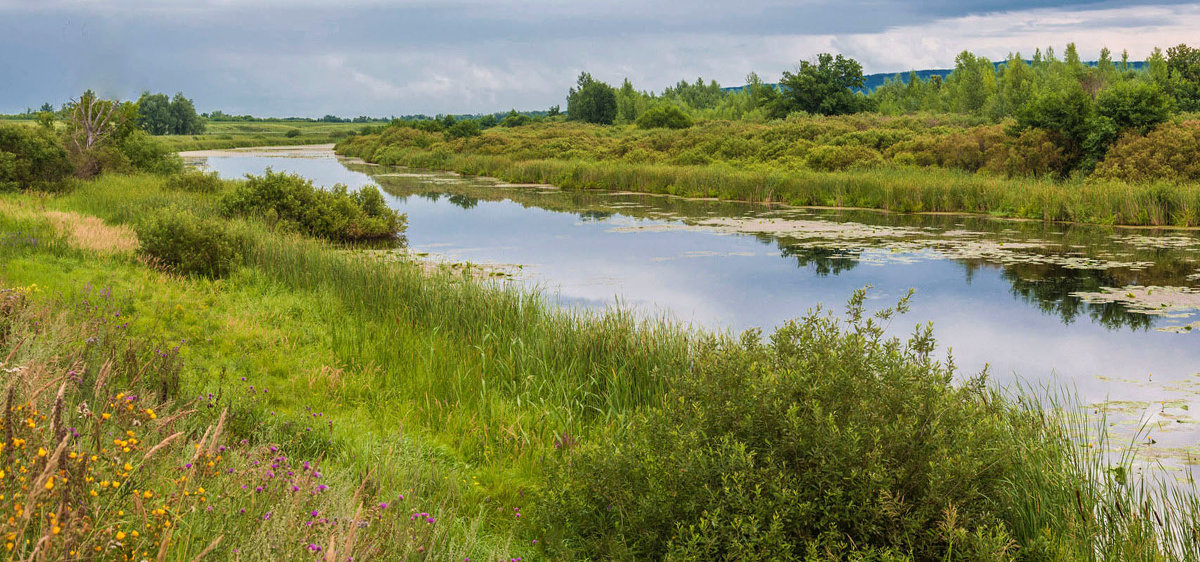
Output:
336 119 1200 227
5 171 1200 558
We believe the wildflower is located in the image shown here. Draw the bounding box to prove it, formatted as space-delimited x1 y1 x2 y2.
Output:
116 531 126 540
378 502 388 509
45 477 54 490
37 447 47 457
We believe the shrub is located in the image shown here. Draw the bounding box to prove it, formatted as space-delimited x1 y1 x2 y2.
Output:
136 209 243 278
285 128 302 138
635 106 694 129
1093 120 1200 183
804 144 882 171
539 291 1046 560
0 123 73 191
164 170 225 193
118 130 183 175
220 170 405 241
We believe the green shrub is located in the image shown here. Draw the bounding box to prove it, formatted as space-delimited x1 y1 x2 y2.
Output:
118 130 183 175
136 209 243 278
164 170 225 193
635 106 694 129
539 291 1051 560
804 144 882 171
221 170 405 241
285 128 302 138
1093 120 1200 183
0 123 72 191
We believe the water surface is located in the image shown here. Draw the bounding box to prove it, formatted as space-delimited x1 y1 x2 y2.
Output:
184 145 1200 469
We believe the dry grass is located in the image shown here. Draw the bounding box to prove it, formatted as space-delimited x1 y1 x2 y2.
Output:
0 198 137 254
43 210 138 254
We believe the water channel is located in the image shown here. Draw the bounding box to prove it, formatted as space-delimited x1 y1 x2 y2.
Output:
182 144 1200 471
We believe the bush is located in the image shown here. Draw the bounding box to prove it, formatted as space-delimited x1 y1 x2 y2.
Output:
635 106 694 129
221 170 405 241
804 144 882 171
539 292 1046 559
1093 120 1200 183
118 130 183 175
164 170 225 193
285 128 302 138
136 209 243 278
0 123 73 191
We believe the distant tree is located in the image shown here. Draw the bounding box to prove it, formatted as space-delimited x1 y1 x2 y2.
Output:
1166 43 1200 111
168 93 205 135
567 72 618 125
946 51 994 114
500 109 531 127
445 119 481 139
547 104 561 117
478 114 499 128
635 105 693 129
137 92 171 135
38 103 54 113
1082 79 1173 166
776 53 867 116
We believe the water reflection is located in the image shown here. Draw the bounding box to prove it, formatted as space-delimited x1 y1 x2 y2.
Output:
185 149 1200 437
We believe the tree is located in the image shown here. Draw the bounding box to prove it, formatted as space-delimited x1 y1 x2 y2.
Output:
946 51 993 114
137 92 171 135
500 109 531 127
776 53 867 116
168 93 205 135
567 72 618 125
1166 43 1200 111
1015 83 1094 172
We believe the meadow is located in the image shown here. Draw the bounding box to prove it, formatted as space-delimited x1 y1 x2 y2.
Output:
3 166 1200 559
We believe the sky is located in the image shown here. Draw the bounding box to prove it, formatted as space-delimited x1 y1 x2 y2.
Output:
1 0 1199 118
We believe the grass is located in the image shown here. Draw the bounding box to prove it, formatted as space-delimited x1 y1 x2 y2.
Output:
2 171 1200 559
336 119 1200 228
158 121 376 152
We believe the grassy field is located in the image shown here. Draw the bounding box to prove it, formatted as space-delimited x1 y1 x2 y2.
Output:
3 171 1200 559
336 118 1200 227
158 121 377 151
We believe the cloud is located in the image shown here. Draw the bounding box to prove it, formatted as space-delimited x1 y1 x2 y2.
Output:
1 1 1199 116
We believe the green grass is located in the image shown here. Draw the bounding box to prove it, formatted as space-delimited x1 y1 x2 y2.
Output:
336 119 1200 227
3 172 1200 559
157 121 375 152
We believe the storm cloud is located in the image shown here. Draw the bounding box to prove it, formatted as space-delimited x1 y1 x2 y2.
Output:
1 0 1197 116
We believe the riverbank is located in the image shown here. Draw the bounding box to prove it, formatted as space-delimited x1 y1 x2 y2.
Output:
3 171 1200 558
335 119 1200 228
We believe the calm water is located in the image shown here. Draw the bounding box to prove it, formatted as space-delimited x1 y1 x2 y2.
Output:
185 146 1200 465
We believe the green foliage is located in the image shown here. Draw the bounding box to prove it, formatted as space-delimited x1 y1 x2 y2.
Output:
137 91 205 135
136 208 243 278
0 122 73 191
1015 84 1095 168
567 72 618 125
1166 44 1200 111
446 119 482 139
1093 120 1200 183
539 291 1050 559
164 169 225 193
500 110 531 128
285 128 302 138
634 105 693 129
777 53 869 116
220 169 405 241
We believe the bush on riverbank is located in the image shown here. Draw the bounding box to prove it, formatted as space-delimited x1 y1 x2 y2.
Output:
539 292 1067 559
164 169 224 192
136 208 244 277
0 123 73 191
220 170 405 241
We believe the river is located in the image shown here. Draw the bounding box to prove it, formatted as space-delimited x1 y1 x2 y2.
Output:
182 144 1200 472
